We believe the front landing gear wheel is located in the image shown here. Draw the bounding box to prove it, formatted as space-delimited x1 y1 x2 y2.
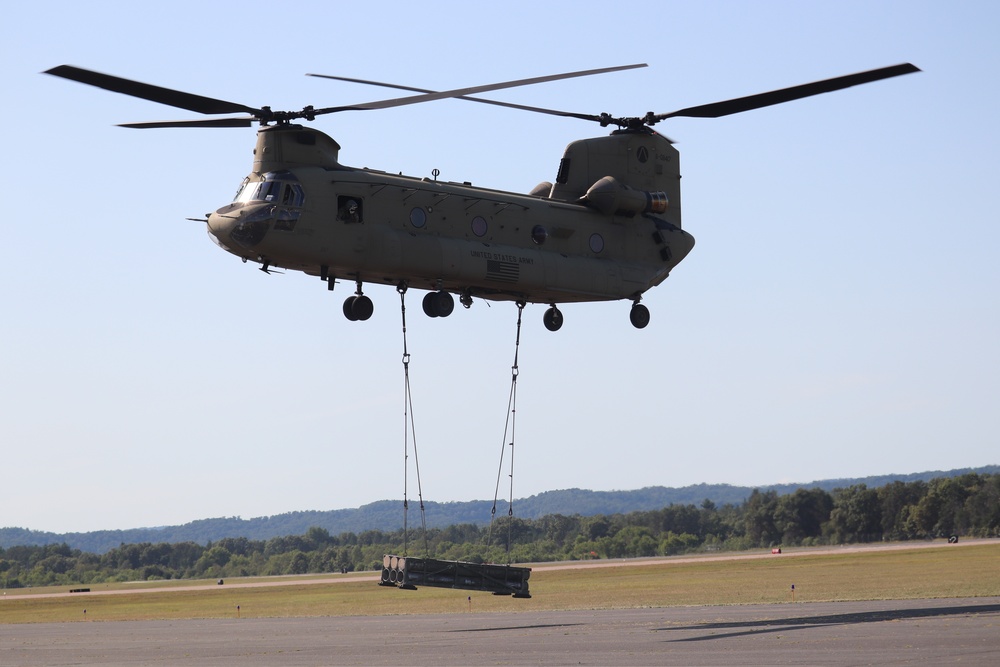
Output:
343 296 358 321
352 295 374 321
344 295 373 321
629 303 650 329
543 305 564 332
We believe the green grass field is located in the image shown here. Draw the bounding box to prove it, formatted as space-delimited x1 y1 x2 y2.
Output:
2 542 997 624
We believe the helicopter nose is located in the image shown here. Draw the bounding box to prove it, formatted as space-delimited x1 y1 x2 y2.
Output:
207 211 239 251
208 206 272 249
207 211 232 241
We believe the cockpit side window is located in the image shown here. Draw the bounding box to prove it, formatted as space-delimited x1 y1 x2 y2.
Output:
282 183 304 207
233 177 252 203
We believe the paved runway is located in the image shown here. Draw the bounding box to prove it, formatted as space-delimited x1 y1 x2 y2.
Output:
3 597 999 666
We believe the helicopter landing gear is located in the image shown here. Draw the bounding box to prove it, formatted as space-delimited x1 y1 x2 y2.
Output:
422 290 454 318
343 295 374 321
343 281 374 321
460 290 473 309
543 305 563 332
629 302 650 329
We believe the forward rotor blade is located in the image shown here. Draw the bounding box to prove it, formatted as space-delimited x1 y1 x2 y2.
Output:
44 65 260 116
309 64 647 116
657 63 920 120
307 73 605 122
118 117 256 129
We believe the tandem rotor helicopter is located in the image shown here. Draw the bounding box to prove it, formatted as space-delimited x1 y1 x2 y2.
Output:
46 62 919 331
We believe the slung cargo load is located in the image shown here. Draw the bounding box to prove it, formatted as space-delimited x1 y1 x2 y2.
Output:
379 554 531 598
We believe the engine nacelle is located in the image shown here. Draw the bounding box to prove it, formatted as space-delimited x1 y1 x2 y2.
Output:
529 181 553 197
580 176 669 216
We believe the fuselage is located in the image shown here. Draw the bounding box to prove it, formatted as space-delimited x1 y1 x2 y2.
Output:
207 125 695 305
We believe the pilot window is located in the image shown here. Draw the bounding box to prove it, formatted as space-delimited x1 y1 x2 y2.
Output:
257 180 281 202
231 171 305 233
233 171 305 207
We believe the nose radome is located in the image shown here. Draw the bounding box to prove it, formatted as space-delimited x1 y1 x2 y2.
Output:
207 211 234 242
206 211 243 254
208 206 272 249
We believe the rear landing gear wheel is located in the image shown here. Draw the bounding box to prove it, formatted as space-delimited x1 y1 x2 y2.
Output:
629 303 650 329
543 305 563 332
422 291 454 318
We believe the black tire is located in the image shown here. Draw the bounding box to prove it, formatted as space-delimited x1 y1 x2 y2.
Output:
343 296 359 321
352 295 374 321
422 292 439 317
434 291 455 318
630 304 650 329
543 306 563 332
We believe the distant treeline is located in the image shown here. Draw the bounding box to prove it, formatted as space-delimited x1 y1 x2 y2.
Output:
2 473 998 589
5 466 997 554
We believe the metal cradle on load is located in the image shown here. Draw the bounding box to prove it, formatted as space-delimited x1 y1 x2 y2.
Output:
379 554 531 598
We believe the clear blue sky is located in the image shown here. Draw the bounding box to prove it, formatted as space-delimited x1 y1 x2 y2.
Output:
4 1 998 533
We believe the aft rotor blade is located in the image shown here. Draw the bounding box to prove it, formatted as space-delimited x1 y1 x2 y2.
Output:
656 63 920 120
307 73 605 122
119 117 256 129
44 65 260 116
310 64 647 115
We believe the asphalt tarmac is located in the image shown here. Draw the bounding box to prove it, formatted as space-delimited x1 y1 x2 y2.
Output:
3 596 998 666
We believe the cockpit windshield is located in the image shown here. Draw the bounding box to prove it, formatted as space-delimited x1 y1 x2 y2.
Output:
233 171 305 207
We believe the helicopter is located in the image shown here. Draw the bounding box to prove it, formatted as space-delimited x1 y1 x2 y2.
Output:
45 62 919 331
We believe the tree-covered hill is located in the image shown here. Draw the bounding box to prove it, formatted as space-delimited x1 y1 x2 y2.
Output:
2 466 996 554
3 470 998 589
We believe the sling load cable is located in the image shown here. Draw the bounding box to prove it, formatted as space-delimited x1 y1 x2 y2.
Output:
487 301 525 564
377 298 532 597
398 283 428 557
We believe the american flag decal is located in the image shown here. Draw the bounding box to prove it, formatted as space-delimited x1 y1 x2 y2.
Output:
485 259 519 283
